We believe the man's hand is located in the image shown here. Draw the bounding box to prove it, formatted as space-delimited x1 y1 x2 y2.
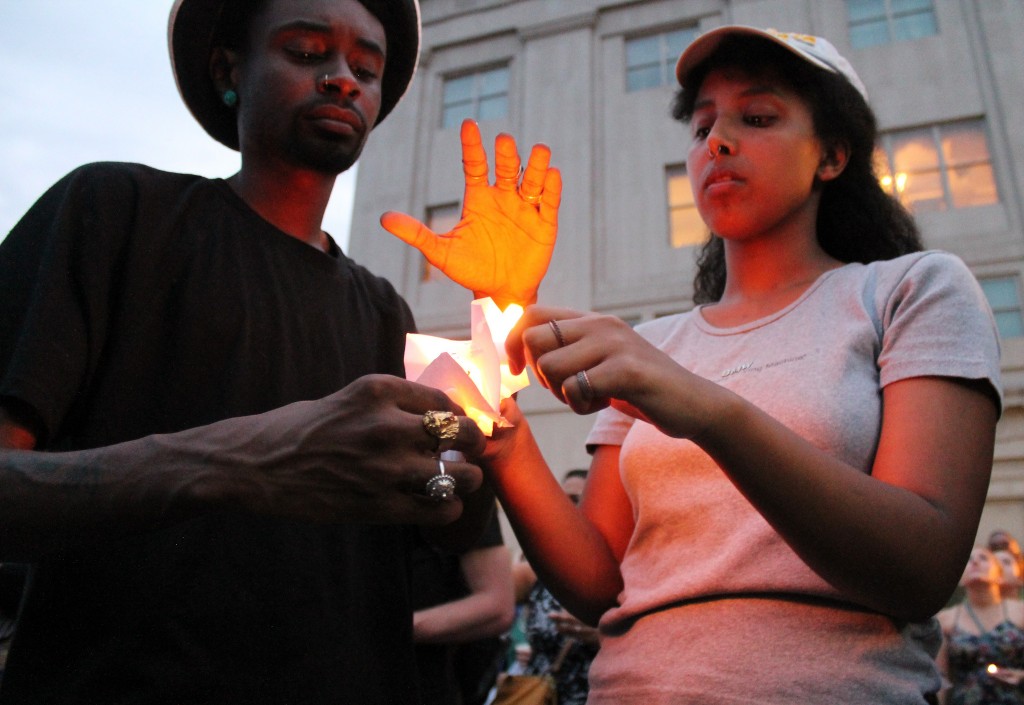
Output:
0 376 490 559
381 120 561 309
192 375 488 526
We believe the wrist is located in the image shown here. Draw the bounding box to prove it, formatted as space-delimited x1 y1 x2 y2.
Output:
686 383 746 449
482 406 533 469
473 290 537 310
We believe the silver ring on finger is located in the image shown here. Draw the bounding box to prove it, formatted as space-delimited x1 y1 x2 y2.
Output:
425 459 457 501
577 370 595 401
549 320 567 348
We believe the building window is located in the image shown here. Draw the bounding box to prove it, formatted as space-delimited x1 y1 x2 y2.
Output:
875 120 998 214
666 164 705 248
421 203 460 282
847 0 938 49
441 66 509 129
625 27 698 92
979 277 1024 339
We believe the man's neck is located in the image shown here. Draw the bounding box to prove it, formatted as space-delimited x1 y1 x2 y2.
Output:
227 168 337 252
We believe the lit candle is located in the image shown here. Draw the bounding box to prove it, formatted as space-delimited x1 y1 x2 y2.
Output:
405 298 528 435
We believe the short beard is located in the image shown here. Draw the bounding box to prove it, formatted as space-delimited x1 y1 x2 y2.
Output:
287 139 364 176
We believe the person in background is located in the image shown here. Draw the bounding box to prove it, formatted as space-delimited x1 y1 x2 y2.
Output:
988 530 1024 602
993 550 1024 604
481 25 1001 704
0 0 560 701
987 530 1021 557
412 509 515 705
936 546 1024 704
512 469 599 705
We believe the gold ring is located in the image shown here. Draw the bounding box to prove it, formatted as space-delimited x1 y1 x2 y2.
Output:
423 410 459 452
495 164 523 191
518 189 542 205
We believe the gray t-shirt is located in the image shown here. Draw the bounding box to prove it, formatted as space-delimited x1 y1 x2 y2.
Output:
584 251 1001 704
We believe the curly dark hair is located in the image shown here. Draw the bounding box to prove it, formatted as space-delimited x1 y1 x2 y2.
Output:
673 36 922 304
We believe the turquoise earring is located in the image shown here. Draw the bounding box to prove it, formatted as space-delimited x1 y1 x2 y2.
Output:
222 89 238 108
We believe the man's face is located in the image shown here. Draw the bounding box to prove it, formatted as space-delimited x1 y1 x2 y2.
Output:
233 0 386 174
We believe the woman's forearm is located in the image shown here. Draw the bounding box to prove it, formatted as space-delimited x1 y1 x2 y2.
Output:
483 412 622 625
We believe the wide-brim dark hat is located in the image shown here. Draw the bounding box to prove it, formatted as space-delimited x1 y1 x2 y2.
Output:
168 0 421 150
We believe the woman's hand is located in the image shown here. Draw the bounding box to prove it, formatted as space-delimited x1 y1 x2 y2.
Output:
506 305 723 440
380 120 561 309
549 609 600 647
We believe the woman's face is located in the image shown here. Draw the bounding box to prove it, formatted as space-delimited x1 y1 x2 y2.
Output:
994 550 1023 589
686 67 838 243
960 546 1001 586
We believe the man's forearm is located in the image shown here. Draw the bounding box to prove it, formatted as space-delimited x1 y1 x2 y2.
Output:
0 436 212 560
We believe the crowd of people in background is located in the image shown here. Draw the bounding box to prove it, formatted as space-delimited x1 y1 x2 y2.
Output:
404 514 1024 705
937 530 1024 704
0 1 1020 703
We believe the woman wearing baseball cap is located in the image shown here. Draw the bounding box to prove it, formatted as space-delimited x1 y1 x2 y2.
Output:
481 26 1001 704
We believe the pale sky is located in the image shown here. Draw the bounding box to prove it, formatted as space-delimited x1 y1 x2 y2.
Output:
0 0 356 247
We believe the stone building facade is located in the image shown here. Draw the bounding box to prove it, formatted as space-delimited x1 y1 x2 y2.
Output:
349 0 1024 543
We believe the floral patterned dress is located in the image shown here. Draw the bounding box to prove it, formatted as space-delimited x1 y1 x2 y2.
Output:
947 602 1024 704
522 583 599 705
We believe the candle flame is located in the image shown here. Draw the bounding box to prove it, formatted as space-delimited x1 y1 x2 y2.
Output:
405 298 528 435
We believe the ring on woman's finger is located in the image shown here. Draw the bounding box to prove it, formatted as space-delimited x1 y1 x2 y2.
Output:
518 187 542 205
422 410 460 453
576 370 595 401
425 458 457 501
548 320 567 348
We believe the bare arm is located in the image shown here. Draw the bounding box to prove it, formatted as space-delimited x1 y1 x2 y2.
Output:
482 403 632 625
0 376 488 561
512 559 537 603
690 375 995 620
508 306 998 621
413 544 515 644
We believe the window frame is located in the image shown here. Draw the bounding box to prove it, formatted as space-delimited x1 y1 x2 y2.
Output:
665 163 705 249
847 0 939 49
979 275 1024 340
875 119 999 214
440 64 511 129
624 26 699 93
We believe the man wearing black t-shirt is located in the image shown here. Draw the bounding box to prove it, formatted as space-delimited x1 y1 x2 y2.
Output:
0 0 560 703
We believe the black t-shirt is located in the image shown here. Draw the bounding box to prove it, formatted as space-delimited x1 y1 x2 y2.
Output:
410 511 504 705
0 163 421 704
